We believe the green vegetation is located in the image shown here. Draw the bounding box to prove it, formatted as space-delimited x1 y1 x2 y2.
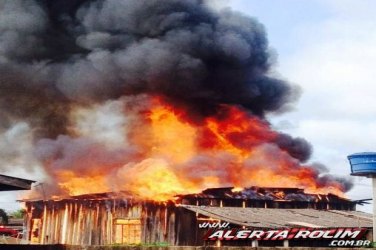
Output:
10 208 26 219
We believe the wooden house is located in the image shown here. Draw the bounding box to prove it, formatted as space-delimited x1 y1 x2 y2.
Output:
22 187 372 247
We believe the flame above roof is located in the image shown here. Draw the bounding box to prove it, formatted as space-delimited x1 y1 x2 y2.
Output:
176 186 351 203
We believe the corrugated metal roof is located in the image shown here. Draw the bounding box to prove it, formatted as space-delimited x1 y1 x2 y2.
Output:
181 205 372 228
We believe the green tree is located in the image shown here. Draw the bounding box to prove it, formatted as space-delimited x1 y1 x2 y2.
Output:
10 209 26 219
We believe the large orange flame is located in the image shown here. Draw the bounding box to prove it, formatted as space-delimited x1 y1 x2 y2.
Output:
44 96 345 200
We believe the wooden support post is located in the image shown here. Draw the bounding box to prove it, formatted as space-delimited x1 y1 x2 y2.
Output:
216 239 222 247
41 204 47 244
61 204 68 244
283 239 289 247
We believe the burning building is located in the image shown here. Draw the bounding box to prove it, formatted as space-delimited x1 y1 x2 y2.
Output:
22 187 371 247
0 0 362 247
1 0 352 200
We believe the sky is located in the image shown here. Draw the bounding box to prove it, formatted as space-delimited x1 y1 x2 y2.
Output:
0 0 375 213
225 0 376 213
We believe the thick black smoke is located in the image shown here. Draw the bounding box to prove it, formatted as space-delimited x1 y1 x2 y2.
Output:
275 133 312 163
0 0 352 191
0 0 297 138
317 175 354 192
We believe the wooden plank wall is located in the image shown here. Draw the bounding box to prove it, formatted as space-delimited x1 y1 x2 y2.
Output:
24 200 191 245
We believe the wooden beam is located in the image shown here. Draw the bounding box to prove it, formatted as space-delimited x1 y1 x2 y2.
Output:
0 174 35 190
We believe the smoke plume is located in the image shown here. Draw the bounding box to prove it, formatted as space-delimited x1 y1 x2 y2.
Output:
0 0 352 198
1 0 295 133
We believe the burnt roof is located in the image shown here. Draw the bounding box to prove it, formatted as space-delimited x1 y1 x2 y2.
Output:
21 186 362 205
20 191 135 202
176 186 353 204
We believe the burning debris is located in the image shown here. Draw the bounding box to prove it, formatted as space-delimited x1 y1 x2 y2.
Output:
177 186 356 210
0 0 352 200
